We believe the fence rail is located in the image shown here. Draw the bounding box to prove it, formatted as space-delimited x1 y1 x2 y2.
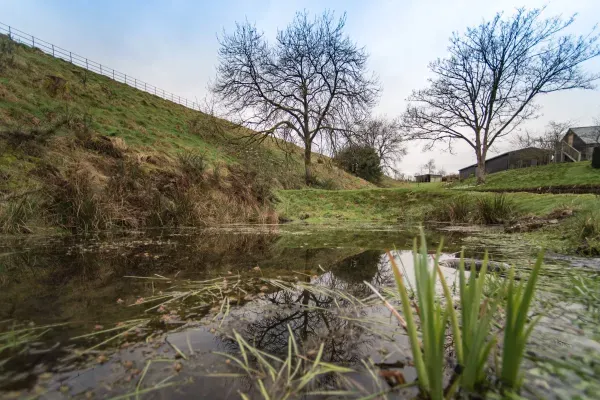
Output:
0 22 203 112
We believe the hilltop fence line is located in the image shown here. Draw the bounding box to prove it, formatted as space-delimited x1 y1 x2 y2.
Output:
0 22 204 112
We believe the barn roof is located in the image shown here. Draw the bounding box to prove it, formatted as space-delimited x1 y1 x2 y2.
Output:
566 126 600 145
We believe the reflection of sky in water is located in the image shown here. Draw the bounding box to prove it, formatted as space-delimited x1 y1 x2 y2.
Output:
2 227 592 399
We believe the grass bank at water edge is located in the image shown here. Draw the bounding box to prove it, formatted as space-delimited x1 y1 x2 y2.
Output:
0 36 370 234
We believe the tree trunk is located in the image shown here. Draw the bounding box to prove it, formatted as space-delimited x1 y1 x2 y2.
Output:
304 144 313 185
476 151 486 184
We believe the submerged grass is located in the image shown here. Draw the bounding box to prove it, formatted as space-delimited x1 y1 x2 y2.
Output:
215 327 355 400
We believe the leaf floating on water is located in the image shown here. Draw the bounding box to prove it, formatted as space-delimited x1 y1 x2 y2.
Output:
116 298 124 304
134 297 145 305
174 362 183 373
96 355 108 364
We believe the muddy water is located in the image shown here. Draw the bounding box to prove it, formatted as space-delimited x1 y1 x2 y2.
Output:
0 225 598 399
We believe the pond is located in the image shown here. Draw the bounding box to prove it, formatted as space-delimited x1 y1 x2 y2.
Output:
0 225 599 399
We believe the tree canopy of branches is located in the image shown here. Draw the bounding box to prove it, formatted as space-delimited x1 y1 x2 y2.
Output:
421 158 437 175
348 116 406 174
212 11 380 184
512 120 573 153
334 145 383 183
402 8 600 183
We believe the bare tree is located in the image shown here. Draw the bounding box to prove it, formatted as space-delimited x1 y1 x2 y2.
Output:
348 116 406 173
212 11 380 184
422 158 437 174
512 120 573 155
402 8 600 184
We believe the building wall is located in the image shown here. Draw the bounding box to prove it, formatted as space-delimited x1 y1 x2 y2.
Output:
459 148 551 180
567 132 588 152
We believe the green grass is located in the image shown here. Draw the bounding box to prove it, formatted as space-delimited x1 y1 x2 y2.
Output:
276 187 599 223
0 35 370 197
455 161 600 190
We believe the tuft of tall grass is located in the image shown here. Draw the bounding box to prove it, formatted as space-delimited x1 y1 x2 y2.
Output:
431 195 473 223
500 253 543 389
574 210 600 241
476 194 517 224
0 196 37 234
177 151 207 182
438 252 498 392
369 232 544 396
386 235 448 400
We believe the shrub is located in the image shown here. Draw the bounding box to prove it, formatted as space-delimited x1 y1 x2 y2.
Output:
0 36 16 72
334 145 383 183
592 147 600 169
476 193 517 224
177 151 206 182
50 170 109 233
312 177 338 190
43 75 69 97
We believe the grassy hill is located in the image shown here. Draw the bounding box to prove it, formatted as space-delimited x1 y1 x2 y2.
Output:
0 35 370 233
454 161 600 191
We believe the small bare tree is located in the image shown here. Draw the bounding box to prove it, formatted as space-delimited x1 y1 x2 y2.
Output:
212 11 380 184
402 8 600 184
348 116 406 173
422 158 437 174
512 120 573 157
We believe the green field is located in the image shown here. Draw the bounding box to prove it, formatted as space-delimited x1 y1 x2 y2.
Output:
454 161 600 190
276 187 598 223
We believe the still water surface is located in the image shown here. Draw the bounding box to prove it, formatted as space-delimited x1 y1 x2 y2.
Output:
0 225 598 398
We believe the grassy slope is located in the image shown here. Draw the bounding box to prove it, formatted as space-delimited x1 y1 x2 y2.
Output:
0 38 369 192
454 161 600 190
276 184 599 223
0 37 373 232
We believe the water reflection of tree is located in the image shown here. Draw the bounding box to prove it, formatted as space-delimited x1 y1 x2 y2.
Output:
217 249 399 394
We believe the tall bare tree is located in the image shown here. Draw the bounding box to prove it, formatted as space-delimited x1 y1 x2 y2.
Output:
402 8 600 183
212 11 380 184
348 116 406 173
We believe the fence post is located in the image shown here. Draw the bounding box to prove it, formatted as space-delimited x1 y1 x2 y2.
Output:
124 74 127 84
70 52 72 63
52 44 54 57
8 26 11 40
100 65 102 75
145 82 147 91
113 69 115 80
134 78 137 88
86 59 88 70
32 35 34 47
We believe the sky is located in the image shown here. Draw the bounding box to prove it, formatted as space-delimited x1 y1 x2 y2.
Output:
2 0 600 175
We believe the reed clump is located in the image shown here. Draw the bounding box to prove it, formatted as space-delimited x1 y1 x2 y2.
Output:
369 231 543 398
